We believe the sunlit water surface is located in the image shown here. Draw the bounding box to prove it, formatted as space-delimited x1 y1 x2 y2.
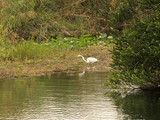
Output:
0 72 160 120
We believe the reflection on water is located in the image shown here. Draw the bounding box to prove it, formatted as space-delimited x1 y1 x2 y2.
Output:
0 72 160 120
109 90 160 120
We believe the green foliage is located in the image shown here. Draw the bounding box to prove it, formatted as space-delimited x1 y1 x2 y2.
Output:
108 0 160 33
109 0 137 24
11 41 51 61
108 2 160 88
51 34 100 50
0 38 54 61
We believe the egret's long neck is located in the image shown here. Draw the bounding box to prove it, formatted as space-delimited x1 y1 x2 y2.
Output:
80 55 87 63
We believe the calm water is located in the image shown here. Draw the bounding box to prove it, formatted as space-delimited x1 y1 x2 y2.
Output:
0 71 160 120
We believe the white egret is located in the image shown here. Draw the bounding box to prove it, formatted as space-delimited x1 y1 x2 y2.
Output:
78 55 98 63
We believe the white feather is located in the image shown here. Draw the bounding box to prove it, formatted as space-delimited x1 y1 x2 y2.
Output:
78 55 98 63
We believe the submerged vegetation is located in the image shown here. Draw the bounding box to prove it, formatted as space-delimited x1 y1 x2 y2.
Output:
0 0 160 89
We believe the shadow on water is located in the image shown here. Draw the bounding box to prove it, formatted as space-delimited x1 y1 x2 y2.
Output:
0 70 160 120
107 89 160 120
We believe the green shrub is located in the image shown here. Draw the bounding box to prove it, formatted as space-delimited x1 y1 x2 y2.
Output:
108 7 160 88
108 0 137 31
109 0 137 24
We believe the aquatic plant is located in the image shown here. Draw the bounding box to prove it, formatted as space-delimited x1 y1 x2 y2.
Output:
51 34 101 50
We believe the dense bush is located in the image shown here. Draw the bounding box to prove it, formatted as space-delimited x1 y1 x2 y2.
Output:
109 0 137 24
108 1 160 89
0 0 110 41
